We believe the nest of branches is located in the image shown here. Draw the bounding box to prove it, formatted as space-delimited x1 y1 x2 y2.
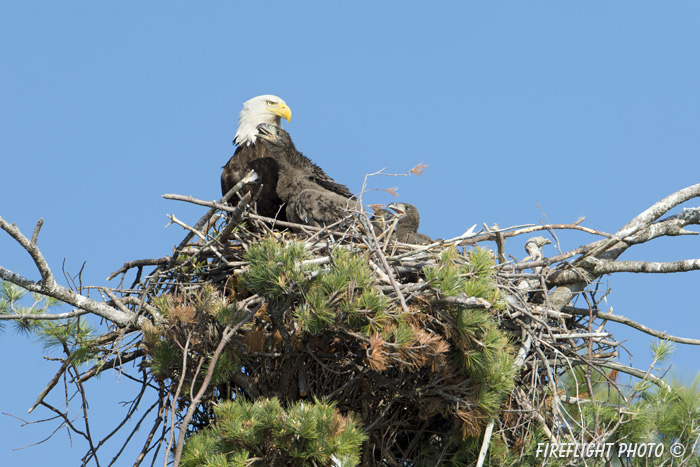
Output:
5 181 700 466
121 195 521 463
107 180 680 465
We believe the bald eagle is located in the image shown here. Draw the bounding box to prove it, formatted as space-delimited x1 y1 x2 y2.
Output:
221 95 292 219
388 203 433 245
256 123 356 227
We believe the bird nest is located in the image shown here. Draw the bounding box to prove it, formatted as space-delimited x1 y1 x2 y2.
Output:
103 182 643 465
5 178 699 465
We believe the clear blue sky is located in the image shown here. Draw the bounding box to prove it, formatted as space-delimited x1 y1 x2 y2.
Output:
2 2 699 465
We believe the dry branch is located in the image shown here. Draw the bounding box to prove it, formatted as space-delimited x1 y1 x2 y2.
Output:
0 217 142 328
564 306 700 345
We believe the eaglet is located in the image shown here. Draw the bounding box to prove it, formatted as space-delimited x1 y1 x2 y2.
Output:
388 202 433 245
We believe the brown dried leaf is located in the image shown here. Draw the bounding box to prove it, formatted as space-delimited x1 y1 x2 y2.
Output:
410 163 429 176
369 204 387 214
457 409 485 439
172 303 196 324
368 333 388 372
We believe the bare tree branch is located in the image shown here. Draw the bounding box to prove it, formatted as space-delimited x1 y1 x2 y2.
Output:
107 258 169 282
1 216 55 288
591 257 700 275
0 262 139 328
0 309 90 321
564 306 700 345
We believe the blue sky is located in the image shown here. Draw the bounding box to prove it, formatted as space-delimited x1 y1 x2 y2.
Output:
2 2 700 465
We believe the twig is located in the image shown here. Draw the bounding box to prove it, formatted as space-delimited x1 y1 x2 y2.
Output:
163 335 191 466
0 216 55 288
564 306 700 345
357 211 410 313
475 420 495 467
107 258 169 282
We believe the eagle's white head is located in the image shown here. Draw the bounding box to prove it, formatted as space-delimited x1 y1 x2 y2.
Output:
234 94 292 147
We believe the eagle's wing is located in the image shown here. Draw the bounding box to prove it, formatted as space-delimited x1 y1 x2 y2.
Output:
308 166 354 198
405 232 434 245
287 189 355 227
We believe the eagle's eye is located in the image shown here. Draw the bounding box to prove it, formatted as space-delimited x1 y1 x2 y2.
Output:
266 101 274 106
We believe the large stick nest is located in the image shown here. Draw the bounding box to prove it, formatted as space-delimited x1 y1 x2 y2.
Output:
4 176 700 465
107 189 636 465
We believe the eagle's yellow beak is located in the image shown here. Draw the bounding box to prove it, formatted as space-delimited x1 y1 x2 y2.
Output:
270 102 292 122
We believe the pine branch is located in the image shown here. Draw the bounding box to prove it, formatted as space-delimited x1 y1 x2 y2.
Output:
171 297 262 466
0 217 141 328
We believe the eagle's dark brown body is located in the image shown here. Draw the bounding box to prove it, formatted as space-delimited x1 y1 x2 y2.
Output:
221 143 286 220
256 123 355 227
